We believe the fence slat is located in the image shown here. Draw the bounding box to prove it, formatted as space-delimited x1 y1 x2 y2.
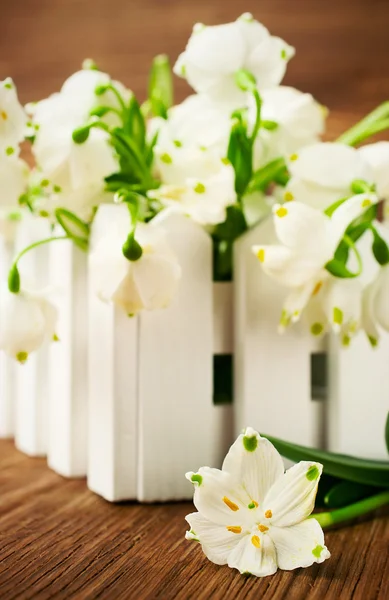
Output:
328 332 389 459
14 216 51 456
87 204 138 501
0 238 15 438
234 217 324 447
137 210 222 501
48 238 88 477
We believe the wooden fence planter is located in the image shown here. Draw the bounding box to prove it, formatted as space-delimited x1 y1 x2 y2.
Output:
14 215 52 457
47 235 88 477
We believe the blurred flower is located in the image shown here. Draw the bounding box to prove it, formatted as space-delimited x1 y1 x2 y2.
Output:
362 264 389 346
0 155 29 241
0 286 58 362
253 86 326 168
0 78 28 155
174 13 294 104
185 427 329 577
283 142 373 209
358 141 389 201
90 215 181 315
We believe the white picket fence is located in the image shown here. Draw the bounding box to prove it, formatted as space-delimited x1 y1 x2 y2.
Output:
0 206 387 502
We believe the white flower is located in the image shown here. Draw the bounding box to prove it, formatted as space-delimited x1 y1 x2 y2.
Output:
252 87 326 168
283 142 373 209
0 78 27 154
358 141 389 201
252 194 378 337
90 213 181 315
174 14 294 104
150 154 236 226
153 94 234 158
362 264 389 346
28 69 122 215
185 427 330 577
0 155 29 240
0 287 58 362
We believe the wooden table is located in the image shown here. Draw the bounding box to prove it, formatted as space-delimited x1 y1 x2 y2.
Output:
0 441 388 599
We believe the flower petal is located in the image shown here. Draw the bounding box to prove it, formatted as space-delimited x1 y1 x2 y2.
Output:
270 518 330 570
227 530 278 577
185 467 252 526
321 278 362 338
222 428 284 508
272 202 332 261
280 279 319 328
330 193 379 251
185 512 244 566
263 461 322 527
358 141 389 199
133 254 181 310
284 177 346 211
252 244 324 288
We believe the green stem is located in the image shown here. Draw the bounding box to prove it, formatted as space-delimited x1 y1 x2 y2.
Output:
8 235 69 294
104 83 127 114
314 491 389 528
337 101 389 146
251 89 262 145
344 233 363 275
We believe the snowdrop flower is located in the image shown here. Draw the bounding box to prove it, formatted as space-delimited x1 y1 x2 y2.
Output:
283 142 373 209
150 152 236 226
174 13 294 104
358 141 389 201
153 94 234 158
362 264 389 346
28 69 122 210
252 194 378 337
0 286 58 362
252 87 326 168
0 155 29 240
90 214 181 315
0 78 27 154
185 427 330 577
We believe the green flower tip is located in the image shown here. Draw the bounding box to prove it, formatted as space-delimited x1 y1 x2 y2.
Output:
306 465 320 481
312 545 324 559
82 58 99 71
173 139 182 148
281 48 288 60
160 152 172 164
53 333 60 342
5 146 14 156
310 322 323 336
53 185 62 193
41 179 50 188
342 334 351 347
194 182 206 194
368 335 378 347
248 501 257 510
16 351 28 364
7 211 21 222
4 81 13 89
333 306 343 326
94 84 109 96
190 473 203 486
243 434 258 452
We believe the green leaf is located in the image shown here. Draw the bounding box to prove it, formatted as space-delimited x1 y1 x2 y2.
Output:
386 412 389 455
148 54 173 119
263 434 389 488
213 205 247 242
324 481 383 508
371 225 389 266
247 157 288 194
227 121 253 196
125 95 146 150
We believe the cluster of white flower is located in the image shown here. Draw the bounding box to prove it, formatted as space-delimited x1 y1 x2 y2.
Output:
1 11 389 361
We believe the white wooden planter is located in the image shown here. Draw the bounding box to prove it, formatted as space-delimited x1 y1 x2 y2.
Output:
0 237 15 438
47 236 88 477
14 216 51 457
88 205 233 502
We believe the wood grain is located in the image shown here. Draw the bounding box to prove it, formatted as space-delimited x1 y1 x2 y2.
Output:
0 440 388 599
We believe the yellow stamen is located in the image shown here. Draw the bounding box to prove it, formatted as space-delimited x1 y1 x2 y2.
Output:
362 198 372 208
312 281 323 296
276 207 288 218
223 497 239 511
264 510 272 519
257 248 265 263
283 191 294 202
1 111 7 120
289 153 298 162
227 526 242 534
251 535 261 548
258 524 269 533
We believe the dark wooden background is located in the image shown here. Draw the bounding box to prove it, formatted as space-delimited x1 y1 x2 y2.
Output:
1 0 389 115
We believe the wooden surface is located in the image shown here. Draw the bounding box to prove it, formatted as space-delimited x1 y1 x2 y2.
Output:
0 440 388 599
